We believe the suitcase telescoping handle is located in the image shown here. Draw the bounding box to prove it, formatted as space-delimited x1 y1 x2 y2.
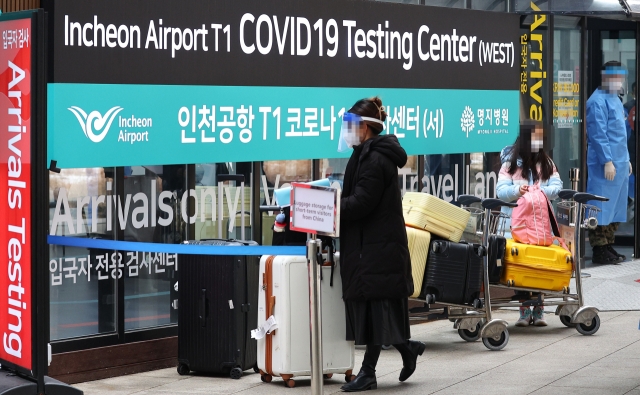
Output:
327 240 335 287
217 174 246 239
259 205 281 212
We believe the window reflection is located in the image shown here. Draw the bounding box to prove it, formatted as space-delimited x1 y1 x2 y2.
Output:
49 168 116 340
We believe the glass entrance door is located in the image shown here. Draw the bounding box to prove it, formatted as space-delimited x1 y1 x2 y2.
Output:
587 19 637 260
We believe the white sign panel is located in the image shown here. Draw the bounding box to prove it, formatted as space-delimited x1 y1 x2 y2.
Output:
290 183 340 237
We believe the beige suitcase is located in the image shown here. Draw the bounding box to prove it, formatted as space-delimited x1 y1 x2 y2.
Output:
402 192 471 243
406 227 431 298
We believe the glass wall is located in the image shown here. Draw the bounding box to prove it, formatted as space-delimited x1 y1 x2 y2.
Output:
194 162 253 241
260 160 312 246
471 0 507 11
600 31 637 237
123 166 182 331
49 168 116 340
379 0 464 7
552 17 582 190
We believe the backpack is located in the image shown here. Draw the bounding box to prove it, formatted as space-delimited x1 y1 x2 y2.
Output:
510 184 562 246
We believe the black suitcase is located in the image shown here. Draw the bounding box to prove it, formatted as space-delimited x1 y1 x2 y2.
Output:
420 240 483 305
177 239 260 379
464 243 484 305
487 235 506 284
420 240 468 304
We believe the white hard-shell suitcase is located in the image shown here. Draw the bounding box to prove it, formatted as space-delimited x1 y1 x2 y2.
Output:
256 254 355 387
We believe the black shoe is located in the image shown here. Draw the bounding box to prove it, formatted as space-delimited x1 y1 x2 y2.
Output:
394 340 426 382
340 368 377 392
606 245 626 262
592 245 621 265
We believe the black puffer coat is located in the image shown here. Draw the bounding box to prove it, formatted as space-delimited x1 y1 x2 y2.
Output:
340 135 413 301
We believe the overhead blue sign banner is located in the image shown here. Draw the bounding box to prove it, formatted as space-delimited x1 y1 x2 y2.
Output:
45 0 521 168
48 83 518 168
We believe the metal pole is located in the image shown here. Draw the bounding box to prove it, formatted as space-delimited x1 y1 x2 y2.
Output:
481 207 493 322
570 168 590 277
307 235 323 395
570 168 580 193
635 21 640 258
218 181 223 238
241 181 245 240
574 203 586 306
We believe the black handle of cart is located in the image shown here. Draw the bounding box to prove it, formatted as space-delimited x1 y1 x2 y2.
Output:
573 192 609 204
457 194 482 206
558 189 578 200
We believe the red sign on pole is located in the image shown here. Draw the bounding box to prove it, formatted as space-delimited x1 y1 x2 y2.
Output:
0 17 32 373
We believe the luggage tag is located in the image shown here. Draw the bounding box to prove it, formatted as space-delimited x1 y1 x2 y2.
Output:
251 315 278 340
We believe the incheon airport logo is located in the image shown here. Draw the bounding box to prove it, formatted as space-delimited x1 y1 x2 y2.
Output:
68 106 152 144
68 106 123 143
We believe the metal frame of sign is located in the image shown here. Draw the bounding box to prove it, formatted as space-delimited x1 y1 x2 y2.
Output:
0 8 48 392
289 182 340 238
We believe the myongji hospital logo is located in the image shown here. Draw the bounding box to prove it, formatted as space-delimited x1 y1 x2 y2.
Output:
68 106 152 144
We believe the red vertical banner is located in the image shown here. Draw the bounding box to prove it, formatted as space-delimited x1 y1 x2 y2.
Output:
0 17 32 373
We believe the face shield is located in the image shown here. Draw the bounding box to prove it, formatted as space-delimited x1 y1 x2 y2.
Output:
337 112 386 152
602 66 627 94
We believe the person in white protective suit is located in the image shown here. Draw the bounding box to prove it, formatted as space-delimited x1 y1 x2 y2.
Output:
586 60 632 264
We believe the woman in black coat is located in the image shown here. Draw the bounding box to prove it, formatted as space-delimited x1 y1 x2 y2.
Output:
339 97 425 392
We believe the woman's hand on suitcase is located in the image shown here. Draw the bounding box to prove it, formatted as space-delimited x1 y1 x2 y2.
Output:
519 185 529 195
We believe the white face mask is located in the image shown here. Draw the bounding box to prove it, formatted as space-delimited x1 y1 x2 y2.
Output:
344 131 362 148
611 81 624 92
605 80 624 93
531 138 543 151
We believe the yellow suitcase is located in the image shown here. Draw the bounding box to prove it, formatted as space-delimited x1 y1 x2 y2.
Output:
502 239 573 292
402 192 470 243
405 227 431 298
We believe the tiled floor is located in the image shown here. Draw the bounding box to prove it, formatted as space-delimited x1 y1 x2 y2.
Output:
73 310 640 395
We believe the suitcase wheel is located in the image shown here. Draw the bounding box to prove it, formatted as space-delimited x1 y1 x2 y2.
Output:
230 367 243 380
510 247 518 256
284 379 296 388
177 363 190 376
260 374 273 383
345 370 356 383
482 329 509 351
506 279 514 287
576 315 600 336
432 242 441 253
562 286 570 294
253 364 260 374
458 323 482 342
323 374 333 379
559 315 576 328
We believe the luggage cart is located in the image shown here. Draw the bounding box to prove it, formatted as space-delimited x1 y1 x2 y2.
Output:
408 196 517 351
481 189 607 336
